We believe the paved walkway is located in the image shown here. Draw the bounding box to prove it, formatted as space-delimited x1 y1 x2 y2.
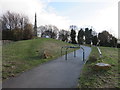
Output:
3 46 91 88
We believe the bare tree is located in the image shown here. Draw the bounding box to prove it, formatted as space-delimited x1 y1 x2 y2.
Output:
1 11 29 31
1 11 32 40
40 25 59 39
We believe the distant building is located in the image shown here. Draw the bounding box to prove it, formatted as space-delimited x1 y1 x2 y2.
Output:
41 31 51 38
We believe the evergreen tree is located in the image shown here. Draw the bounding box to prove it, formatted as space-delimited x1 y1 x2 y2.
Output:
84 28 92 44
92 36 98 45
98 30 117 47
70 29 77 44
98 31 110 46
77 28 84 45
110 36 117 47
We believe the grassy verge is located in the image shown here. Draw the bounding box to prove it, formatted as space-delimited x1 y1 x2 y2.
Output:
2 38 77 80
78 46 119 88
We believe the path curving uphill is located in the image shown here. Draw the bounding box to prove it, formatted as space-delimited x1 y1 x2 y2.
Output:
3 46 91 88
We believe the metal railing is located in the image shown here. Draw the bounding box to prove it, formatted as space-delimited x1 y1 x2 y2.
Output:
61 46 85 61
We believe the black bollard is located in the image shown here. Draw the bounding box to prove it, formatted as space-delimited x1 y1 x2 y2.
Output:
83 51 85 61
74 48 76 57
65 48 68 60
61 47 63 56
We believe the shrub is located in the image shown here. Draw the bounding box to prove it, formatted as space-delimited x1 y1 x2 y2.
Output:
88 55 97 62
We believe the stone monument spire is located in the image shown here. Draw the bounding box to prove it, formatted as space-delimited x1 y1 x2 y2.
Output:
34 13 37 36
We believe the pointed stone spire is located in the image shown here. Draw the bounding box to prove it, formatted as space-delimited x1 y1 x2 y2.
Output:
34 13 37 37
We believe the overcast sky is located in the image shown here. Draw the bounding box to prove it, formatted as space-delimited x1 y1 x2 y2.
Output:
0 0 119 38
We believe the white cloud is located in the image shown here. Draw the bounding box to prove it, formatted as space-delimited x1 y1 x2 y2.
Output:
0 0 118 38
69 1 118 38
47 0 118 3
90 3 118 38
37 11 71 29
0 0 71 29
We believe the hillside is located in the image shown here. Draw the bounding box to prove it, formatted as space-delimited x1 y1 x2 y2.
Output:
2 38 77 80
79 46 119 88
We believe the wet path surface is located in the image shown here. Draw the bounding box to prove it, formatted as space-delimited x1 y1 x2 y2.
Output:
3 46 91 88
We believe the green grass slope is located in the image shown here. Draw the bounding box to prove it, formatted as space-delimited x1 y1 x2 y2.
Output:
2 38 76 80
78 46 119 88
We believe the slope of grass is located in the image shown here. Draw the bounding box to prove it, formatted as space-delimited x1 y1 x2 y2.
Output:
0 45 2 82
2 38 77 80
78 46 119 88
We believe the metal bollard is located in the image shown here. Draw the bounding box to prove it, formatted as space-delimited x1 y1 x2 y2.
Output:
65 48 68 60
61 47 63 56
83 50 85 61
81 47 85 61
74 48 76 57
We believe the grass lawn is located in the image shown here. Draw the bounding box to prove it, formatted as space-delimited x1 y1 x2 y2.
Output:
78 46 119 88
2 38 77 80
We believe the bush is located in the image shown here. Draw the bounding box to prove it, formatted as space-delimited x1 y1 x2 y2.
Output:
88 55 97 63
36 49 53 59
